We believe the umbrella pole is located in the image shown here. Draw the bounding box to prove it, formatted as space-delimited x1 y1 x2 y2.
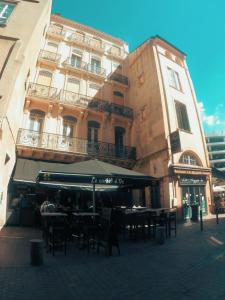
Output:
93 179 96 215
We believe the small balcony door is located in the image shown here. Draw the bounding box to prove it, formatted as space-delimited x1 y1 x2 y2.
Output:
87 121 100 155
71 54 82 68
91 58 101 74
115 127 125 157
59 116 77 151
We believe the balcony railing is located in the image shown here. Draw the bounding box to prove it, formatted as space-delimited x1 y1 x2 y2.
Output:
60 90 133 118
107 48 125 59
68 33 105 52
60 90 110 112
109 73 129 86
47 26 66 37
27 83 58 99
17 129 136 160
62 58 106 77
111 103 133 119
39 50 61 63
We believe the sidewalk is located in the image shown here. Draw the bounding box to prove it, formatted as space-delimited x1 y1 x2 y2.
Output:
1 216 225 299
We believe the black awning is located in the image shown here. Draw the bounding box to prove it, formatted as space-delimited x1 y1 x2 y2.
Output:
13 158 158 189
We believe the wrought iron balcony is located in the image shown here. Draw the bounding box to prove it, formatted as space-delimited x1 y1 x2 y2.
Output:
60 90 133 118
109 73 129 86
62 58 106 77
27 83 58 99
107 48 125 59
68 33 105 52
17 129 136 160
86 63 106 77
62 58 87 72
39 50 61 63
47 25 66 38
60 90 110 112
68 33 89 46
110 103 133 119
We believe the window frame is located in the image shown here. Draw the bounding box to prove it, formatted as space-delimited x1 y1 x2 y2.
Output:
175 100 191 132
167 67 182 91
0 1 16 26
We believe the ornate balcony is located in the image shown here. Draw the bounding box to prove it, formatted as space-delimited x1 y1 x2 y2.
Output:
47 25 66 39
107 48 126 60
110 103 133 119
27 83 58 100
62 58 106 77
38 50 61 64
62 58 87 72
109 73 129 86
59 90 133 119
17 129 136 161
60 90 110 112
68 33 105 53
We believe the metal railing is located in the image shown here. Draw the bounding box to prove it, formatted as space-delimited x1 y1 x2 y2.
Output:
108 48 125 59
47 26 66 37
59 90 133 118
109 73 129 86
60 90 110 112
110 103 133 119
62 58 106 77
17 129 136 160
27 83 58 99
68 33 105 51
39 50 61 63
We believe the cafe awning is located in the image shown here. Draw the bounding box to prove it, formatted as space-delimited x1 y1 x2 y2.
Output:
13 158 158 189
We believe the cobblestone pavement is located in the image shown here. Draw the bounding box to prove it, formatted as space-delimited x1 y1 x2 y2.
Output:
1 216 225 299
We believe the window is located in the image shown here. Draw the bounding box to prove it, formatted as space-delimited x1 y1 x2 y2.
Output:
0 1 15 25
71 53 82 68
46 41 58 53
168 67 182 91
113 91 124 98
37 70 52 86
90 37 102 49
175 101 190 132
62 116 76 138
87 121 100 154
115 127 125 157
66 77 80 93
110 46 121 56
29 110 45 132
179 153 201 166
91 58 101 74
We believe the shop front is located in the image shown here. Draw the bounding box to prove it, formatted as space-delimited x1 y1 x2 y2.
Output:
179 176 207 221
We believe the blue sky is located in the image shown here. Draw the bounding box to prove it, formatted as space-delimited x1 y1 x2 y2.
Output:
52 0 225 133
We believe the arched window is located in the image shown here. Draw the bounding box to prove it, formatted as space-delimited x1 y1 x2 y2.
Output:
179 152 202 166
62 115 77 138
37 70 52 86
29 110 45 132
113 91 124 98
113 90 124 105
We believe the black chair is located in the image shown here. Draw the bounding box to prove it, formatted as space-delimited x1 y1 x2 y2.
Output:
48 225 67 256
96 208 120 256
168 209 177 237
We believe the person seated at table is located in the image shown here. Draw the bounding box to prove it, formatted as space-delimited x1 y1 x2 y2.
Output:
40 198 56 213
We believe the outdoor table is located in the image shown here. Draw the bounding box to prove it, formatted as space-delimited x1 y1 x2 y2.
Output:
41 212 68 217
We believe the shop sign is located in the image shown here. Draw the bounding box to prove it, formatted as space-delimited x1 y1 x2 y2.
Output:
179 176 206 186
170 130 181 153
91 177 125 185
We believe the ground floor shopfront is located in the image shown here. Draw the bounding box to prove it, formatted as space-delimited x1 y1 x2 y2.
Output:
172 165 212 221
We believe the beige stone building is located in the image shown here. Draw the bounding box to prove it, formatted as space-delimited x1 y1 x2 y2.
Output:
126 37 212 218
0 4 212 224
0 0 52 226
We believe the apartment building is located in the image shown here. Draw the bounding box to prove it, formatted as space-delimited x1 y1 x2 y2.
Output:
1 5 212 224
206 132 225 171
0 0 52 226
